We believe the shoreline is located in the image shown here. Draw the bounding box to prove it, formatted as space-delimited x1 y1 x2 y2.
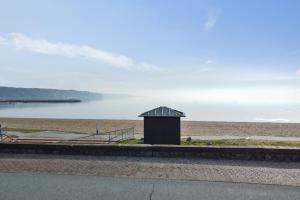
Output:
1 117 300 137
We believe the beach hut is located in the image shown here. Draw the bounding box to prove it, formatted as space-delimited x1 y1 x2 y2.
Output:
138 106 185 145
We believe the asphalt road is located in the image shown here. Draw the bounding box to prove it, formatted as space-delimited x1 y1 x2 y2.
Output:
0 172 299 200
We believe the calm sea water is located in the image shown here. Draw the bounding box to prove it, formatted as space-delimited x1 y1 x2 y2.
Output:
0 96 299 122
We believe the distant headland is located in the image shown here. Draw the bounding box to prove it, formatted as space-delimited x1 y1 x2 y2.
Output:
0 86 131 104
0 99 81 103
0 86 103 103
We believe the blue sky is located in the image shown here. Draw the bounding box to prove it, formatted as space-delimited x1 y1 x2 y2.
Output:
0 0 300 103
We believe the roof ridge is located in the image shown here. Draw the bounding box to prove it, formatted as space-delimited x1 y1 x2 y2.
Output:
138 106 185 117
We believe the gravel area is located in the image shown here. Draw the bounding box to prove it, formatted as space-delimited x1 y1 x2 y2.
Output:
0 154 299 186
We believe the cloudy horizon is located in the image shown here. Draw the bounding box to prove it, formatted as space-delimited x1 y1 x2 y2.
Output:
1 0 300 106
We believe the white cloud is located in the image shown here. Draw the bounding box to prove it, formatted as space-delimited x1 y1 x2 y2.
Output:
7 32 162 72
204 9 220 31
0 35 6 45
254 118 290 123
296 69 300 76
205 59 216 64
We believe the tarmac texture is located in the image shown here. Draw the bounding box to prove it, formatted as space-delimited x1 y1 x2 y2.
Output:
0 153 299 186
0 172 299 200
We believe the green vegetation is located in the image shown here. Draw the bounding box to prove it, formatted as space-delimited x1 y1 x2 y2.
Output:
183 139 300 147
119 138 300 147
118 138 144 144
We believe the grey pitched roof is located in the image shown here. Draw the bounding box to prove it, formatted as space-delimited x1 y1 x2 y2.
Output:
138 106 185 117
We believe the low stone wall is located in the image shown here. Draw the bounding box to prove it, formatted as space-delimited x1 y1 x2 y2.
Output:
0 143 299 162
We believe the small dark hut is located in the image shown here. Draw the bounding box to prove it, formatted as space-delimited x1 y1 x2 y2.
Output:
138 106 185 145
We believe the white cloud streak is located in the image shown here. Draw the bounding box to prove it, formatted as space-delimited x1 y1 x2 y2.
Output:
204 9 220 31
7 33 162 72
297 69 300 76
254 118 290 123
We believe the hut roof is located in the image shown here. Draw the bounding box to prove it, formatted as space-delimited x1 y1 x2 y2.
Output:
138 106 185 117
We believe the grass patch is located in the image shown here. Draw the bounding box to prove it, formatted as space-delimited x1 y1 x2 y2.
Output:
118 138 144 144
182 139 300 148
118 138 300 147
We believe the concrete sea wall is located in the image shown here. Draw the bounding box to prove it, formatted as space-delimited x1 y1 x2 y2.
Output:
0 143 299 162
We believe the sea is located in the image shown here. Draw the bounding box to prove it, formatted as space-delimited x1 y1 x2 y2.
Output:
0 96 299 123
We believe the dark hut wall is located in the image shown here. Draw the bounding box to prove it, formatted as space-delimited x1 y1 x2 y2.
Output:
144 117 180 145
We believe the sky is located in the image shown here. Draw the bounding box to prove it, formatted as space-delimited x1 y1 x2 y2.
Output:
1 0 300 104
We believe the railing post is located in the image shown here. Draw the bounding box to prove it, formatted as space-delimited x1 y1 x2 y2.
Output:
0 127 3 142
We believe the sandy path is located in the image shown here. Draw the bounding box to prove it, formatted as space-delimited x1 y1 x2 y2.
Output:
1 117 300 137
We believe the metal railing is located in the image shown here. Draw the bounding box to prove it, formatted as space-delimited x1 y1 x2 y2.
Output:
1 126 134 144
74 127 135 143
0 127 8 142
107 127 135 142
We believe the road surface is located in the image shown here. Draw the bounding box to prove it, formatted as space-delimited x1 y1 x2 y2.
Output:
0 172 299 200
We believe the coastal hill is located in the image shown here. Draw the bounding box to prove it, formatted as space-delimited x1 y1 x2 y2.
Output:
0 86 103 101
